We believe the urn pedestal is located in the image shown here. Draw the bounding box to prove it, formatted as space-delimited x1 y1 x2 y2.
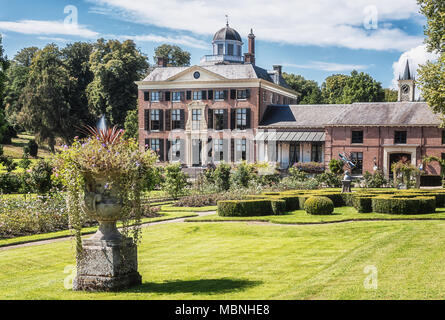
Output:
73 236 141 291
73 176 142 291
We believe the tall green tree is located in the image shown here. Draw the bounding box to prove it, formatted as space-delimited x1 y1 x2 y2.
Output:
0 36 9 142
282 73 323 104
123 109 138 139
62 42 94 127
3 47 39 129
417 0 445 119
321 74 349 104
19 44 75 151
154 44 191 67
340 70 385 104
87 39 149 126
384 88 398 102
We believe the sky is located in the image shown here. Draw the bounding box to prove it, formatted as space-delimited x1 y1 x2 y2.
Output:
0 0 439 89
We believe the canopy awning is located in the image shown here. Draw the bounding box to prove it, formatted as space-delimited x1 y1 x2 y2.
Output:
254 131 325 142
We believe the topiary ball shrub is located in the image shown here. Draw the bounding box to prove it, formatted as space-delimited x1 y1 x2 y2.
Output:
304 196 334 215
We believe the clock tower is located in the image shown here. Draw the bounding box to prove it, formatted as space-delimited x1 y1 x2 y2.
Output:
398 59 415 102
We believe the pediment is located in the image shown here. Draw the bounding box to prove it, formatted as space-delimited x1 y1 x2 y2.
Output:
166 66 227 82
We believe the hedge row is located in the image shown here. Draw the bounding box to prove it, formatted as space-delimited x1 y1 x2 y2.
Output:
218 199 286 217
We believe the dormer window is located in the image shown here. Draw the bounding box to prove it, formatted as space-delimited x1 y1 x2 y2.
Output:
217 44 224 55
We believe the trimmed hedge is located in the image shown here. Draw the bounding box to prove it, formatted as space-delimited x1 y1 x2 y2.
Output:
304 196 334 215
372 196 436 214
271 199 286 215
218 200 274 217
353 197 373 213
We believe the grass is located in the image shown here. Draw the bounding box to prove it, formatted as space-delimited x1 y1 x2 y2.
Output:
1 134 54 160
0 211 198 248
2 220 445 299
186 206 445 224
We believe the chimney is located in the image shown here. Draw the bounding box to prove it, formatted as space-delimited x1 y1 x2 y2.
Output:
157 56 167 67
244 28 256 65
273 65 282 77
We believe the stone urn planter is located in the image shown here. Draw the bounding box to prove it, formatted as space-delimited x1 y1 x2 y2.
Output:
73 174 142 291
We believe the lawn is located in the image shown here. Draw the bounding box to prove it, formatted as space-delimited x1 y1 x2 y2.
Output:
186 206 445 224
1 220 445 299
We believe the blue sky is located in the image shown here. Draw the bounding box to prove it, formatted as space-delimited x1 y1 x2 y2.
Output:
0 0 438 89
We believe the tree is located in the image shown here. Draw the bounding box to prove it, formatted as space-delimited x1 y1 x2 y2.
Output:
87 39 149 126
162 163 188 199
3 47 39 129
384 88 398 102
417 0 445 119
0 35 9 142
154 44 191 67
321 71 384 104
62 42 94 127
19 44 75 151
123 109 138 139
282 73 323 104
321 74 349 104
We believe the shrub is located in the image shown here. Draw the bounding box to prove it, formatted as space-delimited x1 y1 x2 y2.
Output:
329 159 344 175
292 162 325 174
28 159 53 194
18 151 31 170
143 165 164 192
175 190 247 207
353 197 373 213
218 199 273 217
372 195 435 214
162 163 189 199
279 176 319 190
271 199 286 215
24 139 38 158
213 162 231 191
304 196 334 215
231 161 254 188
363 170 387 188
0 173 22 194
315 172 342 187
288 167 307 181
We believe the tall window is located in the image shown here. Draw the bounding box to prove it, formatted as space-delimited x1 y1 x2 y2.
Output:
394 131 407 144
193 91 202 100
311 143 322 162
236 108 247 130
151 91 160 102
171 139 181 159
172 91 181 102
214 109 224 130
214 139 224 161
192 109 201 130
237 45 241 56
236 139 247 161
172 109 181 129
227 43 234 55
150 139 160 153
263 91 267 102
352 130 363 144
217 44 224 55
215 90 225 100
289 143 300 165
237 89 247 100
150 109 160 131
350 152 363 175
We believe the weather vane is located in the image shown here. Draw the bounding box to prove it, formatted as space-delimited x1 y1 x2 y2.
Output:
225 14 229 27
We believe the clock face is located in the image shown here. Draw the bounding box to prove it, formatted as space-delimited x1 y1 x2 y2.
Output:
401 84 410 94
193 71 200 79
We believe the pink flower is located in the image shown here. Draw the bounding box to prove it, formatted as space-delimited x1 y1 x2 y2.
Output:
26 169 32 173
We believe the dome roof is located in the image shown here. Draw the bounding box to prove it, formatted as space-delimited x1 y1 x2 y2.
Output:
213 25 242 42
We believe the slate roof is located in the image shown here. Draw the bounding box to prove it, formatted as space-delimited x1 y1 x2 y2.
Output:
142 64 292 89
213 25 242 42
259 104 349 128
260 102 441 128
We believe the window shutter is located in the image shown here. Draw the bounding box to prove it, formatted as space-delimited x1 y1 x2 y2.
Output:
223 109 229 129
223 139 229 162
230 89 236 100
165 109 171 131
180 91 185 101
246 89 250 99
208 90 213 100
159 139 164 161
180 109 185 129
231 138 235 162
230 109 236 130
144 91 149 101
165 91 171 101
159 109 164 131
208 109 213 129
186 91 191 100
179 139 185 163
246 108 251 129
144 109 150 131
223 90 228 100
202 90 207 100
207 137 213 159
166 139 171 161
159 91 163 101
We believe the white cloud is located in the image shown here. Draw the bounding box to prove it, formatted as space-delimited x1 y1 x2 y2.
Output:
88 0 424 51
0 20 99 38
283 61 369 72
118 34 208 49
391 44 439 98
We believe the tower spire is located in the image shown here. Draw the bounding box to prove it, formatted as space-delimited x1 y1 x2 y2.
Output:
225 14 229 27
400 59 412 80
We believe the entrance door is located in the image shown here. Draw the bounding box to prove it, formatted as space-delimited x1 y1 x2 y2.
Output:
389 153 411 178
192 139 202 167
